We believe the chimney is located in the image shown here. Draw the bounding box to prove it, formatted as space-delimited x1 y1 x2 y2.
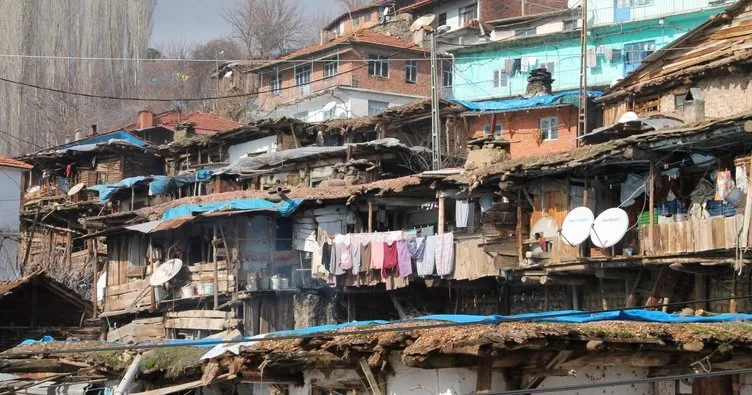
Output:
137 108 154 129
91 124 98 136
174 122 196 142
524 68 554 98
682 88 705 123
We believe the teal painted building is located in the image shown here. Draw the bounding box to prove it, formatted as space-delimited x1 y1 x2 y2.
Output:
449 4 728 102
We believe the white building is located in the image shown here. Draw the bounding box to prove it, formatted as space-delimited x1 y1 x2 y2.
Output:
0 158 32 280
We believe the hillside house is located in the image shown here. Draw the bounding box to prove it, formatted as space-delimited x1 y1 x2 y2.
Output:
0 157 32 281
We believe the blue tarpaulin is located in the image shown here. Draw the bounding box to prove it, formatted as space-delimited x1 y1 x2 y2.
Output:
456 90 603 113
415 309 752 324
148 176 174 196
52 130 146 152
87 176 148 202
161 198 304 220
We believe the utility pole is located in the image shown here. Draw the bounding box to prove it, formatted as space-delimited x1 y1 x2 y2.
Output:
430 29 442 170
577 0 589 143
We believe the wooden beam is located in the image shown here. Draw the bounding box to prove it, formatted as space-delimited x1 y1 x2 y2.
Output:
390 293 408 319
517 190 523 264
213 224 219 310
359 358 384 395
525 350 572 389
476 359 493 393
645 266 670 308
625 267 644 307
648 163 655 247
368 200 373 232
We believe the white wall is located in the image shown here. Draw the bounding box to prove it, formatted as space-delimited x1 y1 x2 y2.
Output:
0 166 22 280
347 89 423 117
539 365 652 394
228 136 278 162
269 91 352 122
433 1 477 31
589 0 729 25
387 354 507 394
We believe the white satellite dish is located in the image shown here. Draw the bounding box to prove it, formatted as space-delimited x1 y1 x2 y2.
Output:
618 111 640 123
410 14 436 32
96 271 106 302
149 258 183 286
322 101 337 112
559 206 594 247
531 216 559 239
68 182 85 196
590 208 629 248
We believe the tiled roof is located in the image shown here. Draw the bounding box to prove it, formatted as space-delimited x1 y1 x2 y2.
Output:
324 2 388 30
254 28 423 71
124 111 241 136
0 156 33 170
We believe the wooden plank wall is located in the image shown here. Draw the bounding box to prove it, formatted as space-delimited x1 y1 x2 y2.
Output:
106 317 165 343
164 310 239 331
104 278 151 312
106 234 148 286
243 294 295 335
641 215 744 256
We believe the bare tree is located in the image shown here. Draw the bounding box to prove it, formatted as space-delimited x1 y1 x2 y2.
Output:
221 0 307 58
337 0 374 12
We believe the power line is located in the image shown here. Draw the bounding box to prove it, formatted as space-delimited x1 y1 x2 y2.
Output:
3 292 752 358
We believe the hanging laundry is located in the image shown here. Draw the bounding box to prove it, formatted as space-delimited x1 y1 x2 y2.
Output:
351 235 362 273
65 164 73 177
320 240 333 277
715 170 734 200
336 234 352 272
456 199 470 228
420 226 434 237
435 233 455 277
587 49 598 68
520 57 529 72
370 241 385 270
420 235 437 276
311 242 328 278
396 240 412 278
382 240 399 279
512 58 522 75
360 242 372 273
736 164 749 193
407 237 425 260
328 238 340 275
504 58 514 74
528 57 537 69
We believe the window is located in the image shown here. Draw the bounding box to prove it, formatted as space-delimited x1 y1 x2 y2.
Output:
459 4 476 26
492 69 508 88
270 69 281 95
294 64 311 87
324 59 338 79
368 100 389 115
353 16 360 26
368 54 389 78
438 12 447 27
364 12 371 22
623 40 655 74
294 110 309 120
405 60 418 83
675 93 687 111
515 27 536 37
617 0 655 7
494 122 504 139
563 19 577 31
540 117 559 141
442 62 453 87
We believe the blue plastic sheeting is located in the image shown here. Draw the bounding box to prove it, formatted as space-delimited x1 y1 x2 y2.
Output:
415 310 752 324
148 176 174 196
161 198 304 220
19 336 55 346
456 90 603 113
266 320 388 337
88 176 148 202
52 130 146 152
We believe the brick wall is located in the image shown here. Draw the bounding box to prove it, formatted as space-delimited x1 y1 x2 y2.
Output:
467 106 578 160
480 0 569 21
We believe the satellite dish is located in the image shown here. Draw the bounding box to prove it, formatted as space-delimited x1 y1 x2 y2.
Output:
383 7 391 16
96 271 106 302
68 183 85 196
410 14 436 32
322 101 337 112
149 258 183 286
560 206 594 247
590 208 629 248
531 216 559 239
618 111 640 123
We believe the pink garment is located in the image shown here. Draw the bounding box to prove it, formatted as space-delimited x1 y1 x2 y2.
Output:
396 239 412 278
338 234 352 271
370 241 385 270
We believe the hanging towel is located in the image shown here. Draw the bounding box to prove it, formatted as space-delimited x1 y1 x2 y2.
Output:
456 199 470 228
420 226 434 237
435 233 455 277
370 241 385 270
382 240 399 279
419 235 437 276
521 57 529 72
407 237 426 260
311 241 328 278
737 165 749 193
328 239 340 275
396 240 412 278
336 234 352 272
351 235 362 273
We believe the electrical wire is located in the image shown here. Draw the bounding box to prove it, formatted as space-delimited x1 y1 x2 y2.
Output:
4 292 752 358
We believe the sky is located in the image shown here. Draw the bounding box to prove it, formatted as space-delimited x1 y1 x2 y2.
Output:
151 0 341 48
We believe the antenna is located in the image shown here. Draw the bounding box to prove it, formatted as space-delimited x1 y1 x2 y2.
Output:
590 208 629 249
559 206 594 247
410 14 436 32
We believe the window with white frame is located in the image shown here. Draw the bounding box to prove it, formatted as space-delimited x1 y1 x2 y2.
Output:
442 65 453 87
540 116 559 141
458 4 476 26
270 69 282 95
368 100 389 115
294 64 311 87
405 60 418 83
541 61 555 75
492 69 508 88
368 54 389 78
563 19 577 31
353 16 361 26
324 59 338 79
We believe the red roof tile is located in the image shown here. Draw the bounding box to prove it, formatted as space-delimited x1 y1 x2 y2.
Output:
255 28 423 70
0 156 32 170
123 111 241 136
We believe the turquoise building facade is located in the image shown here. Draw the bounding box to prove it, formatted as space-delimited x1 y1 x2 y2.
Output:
449 5 727 102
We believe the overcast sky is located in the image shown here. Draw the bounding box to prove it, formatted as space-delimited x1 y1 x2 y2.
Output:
151 0 341 48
